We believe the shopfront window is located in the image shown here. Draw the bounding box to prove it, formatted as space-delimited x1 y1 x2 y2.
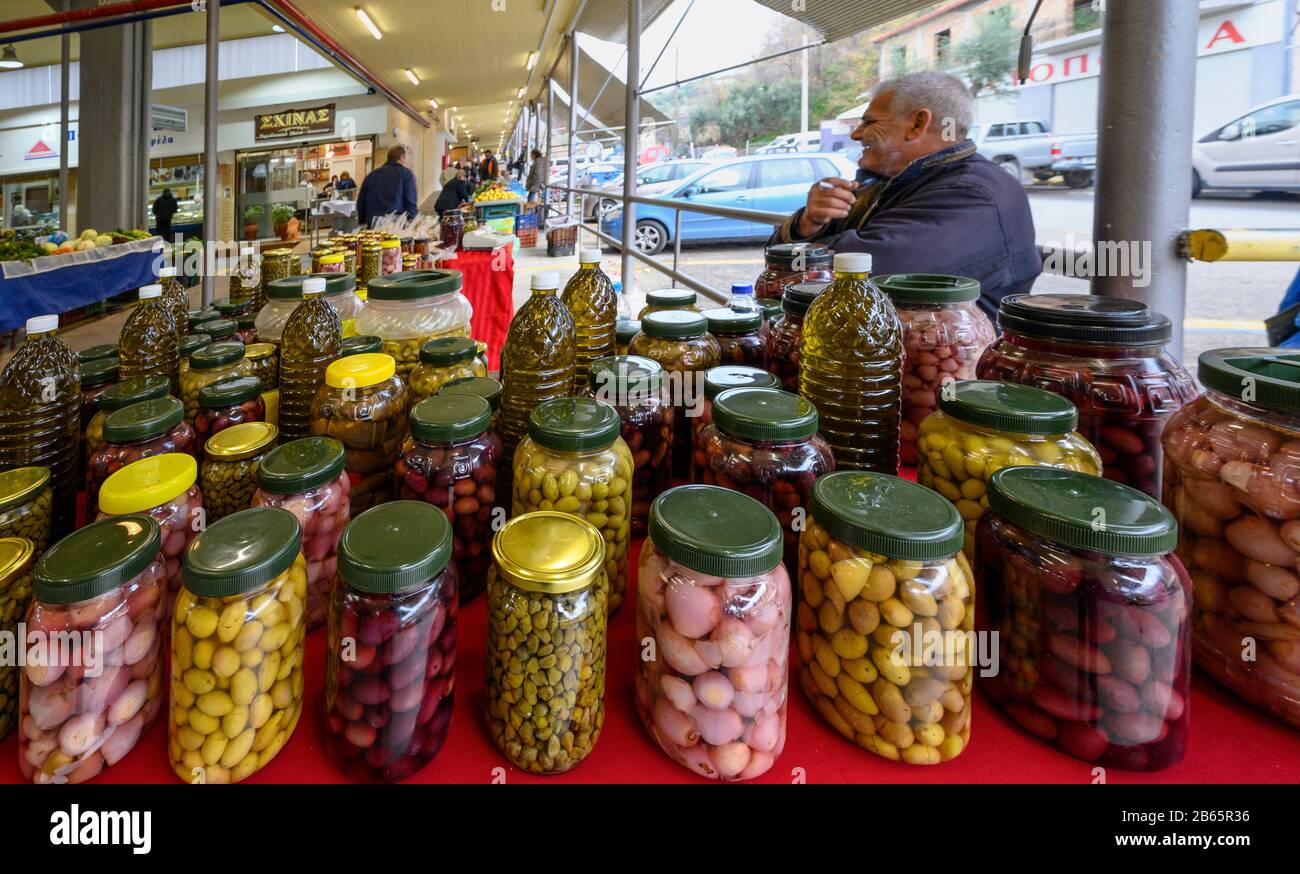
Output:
148 156 204 236
2 175 60 232
237 137 374 239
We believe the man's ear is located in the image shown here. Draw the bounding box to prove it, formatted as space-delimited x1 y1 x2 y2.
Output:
908 108 933 142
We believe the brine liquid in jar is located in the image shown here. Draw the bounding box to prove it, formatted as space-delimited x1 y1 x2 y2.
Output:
119 285 180 393
561 249 618 385
279 278 343 442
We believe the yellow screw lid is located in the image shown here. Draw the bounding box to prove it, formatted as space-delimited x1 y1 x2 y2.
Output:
98 453 198 515
326 353 396 389
205 421 279 461
380 239 401 249
492 511 605 595
245 342 276 362
320 253 345 265
0 537 34 588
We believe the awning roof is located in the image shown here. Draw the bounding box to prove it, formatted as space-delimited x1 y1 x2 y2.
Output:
574 0 677 44
550 45 668 137
752 0 939 43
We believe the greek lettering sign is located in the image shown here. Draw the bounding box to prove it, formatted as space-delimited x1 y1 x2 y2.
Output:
255 104 336 141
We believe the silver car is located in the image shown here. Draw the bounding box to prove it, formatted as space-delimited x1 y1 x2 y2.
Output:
1193 94 1300 196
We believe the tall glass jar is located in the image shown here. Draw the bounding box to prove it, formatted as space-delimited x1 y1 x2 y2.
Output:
180 342 252 424
169 507 307 783
257 273 360 346
244 343 279 392
755 242 833 302
251 437 352 629
195 376 266 443
326 502 459 781
0 537 34 741
440 210 465 252
694 365 781 457
512 398 633 615
797 472 971 763
977 294 1197 500
159 266 189 337
0 467 52 562
485 512 608 774
258 248 297 311
119 285 180 392
636 485 791 780
630 311 721 479
562 249 618 384
280 278 343 443
396 395 501 603
703 307 766 369
21 516 166 783
637 288 699 320
310 353 407 513
589 356 673 538
359 242 382 289
87 374 171 461
768 282 827 393
409 337 486 409
877 274 996 467
696 387 835 572
87 396 198 517
201 422 278 524
178 333 212 380
230 245 262 307
358 271 475 381
380 239 402 276
800 253 903 475
978 466 1190 770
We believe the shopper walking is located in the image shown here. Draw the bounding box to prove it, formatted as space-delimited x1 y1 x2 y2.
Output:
152 188 179 241
526 148 549 204
357 144 418 227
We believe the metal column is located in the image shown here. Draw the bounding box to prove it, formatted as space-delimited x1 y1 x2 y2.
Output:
1091 0 1199 356
57 0 70 232
201 0 220 306
567 36 579 219
621 0 641 297
546 78 555 163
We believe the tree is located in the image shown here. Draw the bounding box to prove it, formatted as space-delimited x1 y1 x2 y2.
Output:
952 6 1019 95
689 77 801 146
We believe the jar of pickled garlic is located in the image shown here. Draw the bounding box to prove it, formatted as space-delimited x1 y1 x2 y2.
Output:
251 436 351 629
636 485 791 780
380 239 402 276
0 536 34 741
978 466 1190 769
409 337 487 409
512 397 633 615
0 466 52 562
179 334 212 379
797 471 972 763
755 242 833 302
696 387 834 572
318 252 346 274
702 307 767 370
977 294 1197 500
917 380 1102 557
630 311 722 479
87 397 198 518
325 501 458 781
86 375 172 460
181 342 253 423
768 282 827 393
1161 348 1300 729
485 511 608 774
638 288 700 320
195 376 265 444
95 452 204 606
169 507 307 783
616 319 640 357
694 365 781 459
20 515 167 783
200 422 278 524
358 271 474 381
244 343 279 392
876 275 996 467
341 335 384 358
589 356 673 538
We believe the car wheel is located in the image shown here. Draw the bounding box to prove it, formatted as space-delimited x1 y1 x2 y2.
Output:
598 199 619 221
995 157 1022 182
635 220 668 256
1064 171 1093 189
1192 170 1203 199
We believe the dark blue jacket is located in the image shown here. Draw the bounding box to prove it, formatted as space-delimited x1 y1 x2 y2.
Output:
357 160 418 226
773 142 1041 322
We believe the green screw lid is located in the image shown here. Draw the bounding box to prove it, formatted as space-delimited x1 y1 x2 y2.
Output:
1198 348 1300 415
82 356 120 388
366 270 463 301
0 466 50 514
99 375 171 414
643 310 707 340
338 501 453 593
589 355 662 397
198 375 263 408
439 376 503 412
811 472 964 561
190 341 246 370
997 294 1171 346
615 320 641 344
183 507 302 597
420 337 477 367
238 314 257 330
765 242 832 269
648 485 783 577
703 366 780 402
257 437 346 494
988 466 1178 556
214 299 251 317
646 288 697 309
103 396 186 444
783 282 828 318
702 307 763 336
77 344 119 365
939 380 1078 436
758 298 784 324
266 272 355 300
713 388 819 442
203 318 238 339
527 398 622 452
35 515 162 604
340 335 384 358
188 307 220 325
180 333 213 359
410 394 493 444
877 274 981 304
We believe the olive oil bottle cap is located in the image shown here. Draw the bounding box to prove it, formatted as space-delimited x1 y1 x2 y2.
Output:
139 285 162 300
27 315 58 334
159 266 178 278
532 271 560 290
835 253 872 274
303 277 327 295
580 249 603 264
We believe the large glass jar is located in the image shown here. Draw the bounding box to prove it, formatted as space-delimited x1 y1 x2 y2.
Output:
19 515 167 783
396 395 501 603
512 398 634 616
589 356 673 538
358 271 474 381
917 381 1102 558
977 294 1197 500
181 342 253 423
755 242 833 302
1161 349 1300 729
637 288 699 320
797 472 972 764
257 273 360 346
800 254 903 474
325 502 459 782
0 537 34 741
703 307 767 370
311 353 408 513
562 249 618 384
169 507 307 784
119 285 180 392
978 467 1190 770
630 311 722 479
409 338 487 409
0 467 52 562
635 486 791 780
877 275 997 467
768 282 827 393
258 249 297 311
696 387 835 572
251 437 352 629
195 376 265 443
485 512 608 774
96 452 204 608
244 343 279 393
87 397 198 517
178 333 212 380
694 365 780 457
280 280 343 443
87 375 171 460
616 320 640 357
201 422 278 524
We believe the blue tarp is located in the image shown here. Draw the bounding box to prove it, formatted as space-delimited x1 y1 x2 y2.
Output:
0 245 160 332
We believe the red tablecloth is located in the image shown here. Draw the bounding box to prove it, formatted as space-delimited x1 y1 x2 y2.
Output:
437 248 515 371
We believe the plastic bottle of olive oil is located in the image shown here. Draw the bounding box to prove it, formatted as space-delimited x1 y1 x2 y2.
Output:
119 284 180 393
159 266 189 338
279 277 342 442
499 271 576 471
561 249 617 385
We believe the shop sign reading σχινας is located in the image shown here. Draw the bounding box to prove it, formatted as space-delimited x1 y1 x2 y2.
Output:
254 104 337 141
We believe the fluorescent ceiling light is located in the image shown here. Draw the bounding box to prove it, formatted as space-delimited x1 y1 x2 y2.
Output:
355 8 382 40
0 45 23 69
517 87 526 99
429 98 439 111
271 24 285 33
526 52 538 70
406 69 420 86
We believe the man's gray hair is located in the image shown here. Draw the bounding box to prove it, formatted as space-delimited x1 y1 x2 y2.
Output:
875 71 974 140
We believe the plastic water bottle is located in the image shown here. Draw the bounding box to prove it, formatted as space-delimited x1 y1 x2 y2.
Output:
730 283 758 313
613 281 632 321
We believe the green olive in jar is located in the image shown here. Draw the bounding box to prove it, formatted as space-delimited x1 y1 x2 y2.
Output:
200 422 280 523
0 537 34 741
408 337 487 410
0 467 52 562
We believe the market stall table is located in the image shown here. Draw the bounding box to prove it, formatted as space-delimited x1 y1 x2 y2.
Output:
436 246 515 371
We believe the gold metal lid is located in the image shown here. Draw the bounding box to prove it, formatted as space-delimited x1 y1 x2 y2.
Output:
245 342 276 361
0 537 34 587
492 511 605 595
205 421 279 461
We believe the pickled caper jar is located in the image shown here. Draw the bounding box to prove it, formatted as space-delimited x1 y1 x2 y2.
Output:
0 536 34 741
340 335 383 358
179 333 213 379
87 374 172 460
181 342 253 423
201 422 279 523
409 337 487 409
637 288 699 320
0 467 50 561
259 248 297 311
311 353 408 512
77 344 119 366
359 242 382 289
615 320 640 357
485 511 608 774
917 380 1102 557
512 397 632 615
170 507 307 784
244 343 279 392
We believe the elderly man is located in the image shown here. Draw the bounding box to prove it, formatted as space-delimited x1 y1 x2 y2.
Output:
357 144 418 226
772 71 1040 321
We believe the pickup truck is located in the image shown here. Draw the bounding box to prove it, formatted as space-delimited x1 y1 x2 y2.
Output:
970 120 1098 188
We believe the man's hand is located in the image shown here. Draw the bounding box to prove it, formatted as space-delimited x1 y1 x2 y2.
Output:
798 178 859 238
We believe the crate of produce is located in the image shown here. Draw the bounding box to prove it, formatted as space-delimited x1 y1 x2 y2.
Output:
545 217 578 257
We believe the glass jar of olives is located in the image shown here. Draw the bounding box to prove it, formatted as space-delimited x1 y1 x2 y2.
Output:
694 365 781 459
188 308 220 333
616 320 640 357
243 343 279 392
0 467 52 562
702 307 766 369
357 271 474 381
257 273 361 346
202 319 238 345
181 342 253 423
234 315 258 346
195 376 266 443
768 282 827 393
589 356 673 538
179 334 212 380
0 536 34 742
409 337 487 409
201 422 278 524
87 397 198 518
755 243 833 302
86 375 172 460
637 288 699 320
438 376 503 434
341 335 384 358
630 311 722 479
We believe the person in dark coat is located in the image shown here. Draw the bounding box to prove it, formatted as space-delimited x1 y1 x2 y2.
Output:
356 145 418 227
771 71 1041 322
479 149 500 182
435 167 475 216
152 188 179 240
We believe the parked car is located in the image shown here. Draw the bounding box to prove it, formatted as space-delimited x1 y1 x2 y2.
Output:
971 120 1097 187
601 153 858 255
1193 94 1300 196
758 132 823 154
581 159 711 222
